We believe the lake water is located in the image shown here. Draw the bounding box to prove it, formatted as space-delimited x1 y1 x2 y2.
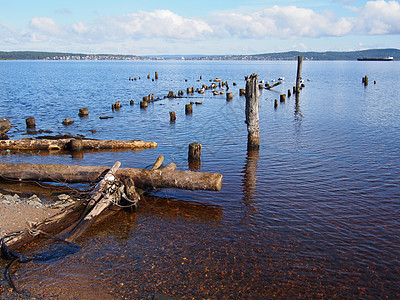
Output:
0 60 399 298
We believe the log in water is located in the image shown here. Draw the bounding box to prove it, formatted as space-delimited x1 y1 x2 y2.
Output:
0 162 223 191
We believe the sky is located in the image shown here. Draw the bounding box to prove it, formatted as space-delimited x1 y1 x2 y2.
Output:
0 0 399 55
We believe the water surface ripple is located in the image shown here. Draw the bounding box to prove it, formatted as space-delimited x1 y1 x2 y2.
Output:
0 60 399 298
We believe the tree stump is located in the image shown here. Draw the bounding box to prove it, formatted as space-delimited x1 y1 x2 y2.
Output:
170 111 176 122
188 142 201 162
78 108 89 117
140 101 148 109
26 117 36 129
66 138 83 152
62 118 74 126
185 104 193 115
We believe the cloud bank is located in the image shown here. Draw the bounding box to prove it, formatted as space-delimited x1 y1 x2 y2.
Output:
1 0 399 52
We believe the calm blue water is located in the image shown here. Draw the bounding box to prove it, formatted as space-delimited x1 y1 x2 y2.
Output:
0 60 399 298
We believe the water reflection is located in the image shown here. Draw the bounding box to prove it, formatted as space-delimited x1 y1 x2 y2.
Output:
0 148 146 160
294 93 303 121
242 149 259 216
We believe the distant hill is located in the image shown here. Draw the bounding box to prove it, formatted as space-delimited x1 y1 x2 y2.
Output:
1 49 399 61
252 48 400 61
202 48 400 61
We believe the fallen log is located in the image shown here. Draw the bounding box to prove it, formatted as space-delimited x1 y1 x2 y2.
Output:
0 138 157 151
0 162 223 191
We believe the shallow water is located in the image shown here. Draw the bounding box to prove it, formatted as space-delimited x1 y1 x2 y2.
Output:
0 60 399 298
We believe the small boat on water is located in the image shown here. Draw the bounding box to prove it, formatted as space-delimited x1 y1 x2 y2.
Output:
357 56 394 61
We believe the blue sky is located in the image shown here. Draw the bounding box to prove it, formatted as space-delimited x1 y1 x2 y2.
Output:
1 0 399 55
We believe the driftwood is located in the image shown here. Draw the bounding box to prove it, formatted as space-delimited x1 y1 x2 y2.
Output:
62 161 122 242
3 161 140 249
0 138 157 151
151 155 164 169
0 162 223 191
265 81 282 89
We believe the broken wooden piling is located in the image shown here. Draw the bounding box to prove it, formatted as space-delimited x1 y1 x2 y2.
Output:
296 56 303 95
169 111 176 122
188 143 201 162
245 74 260 150
25 117 36 129
185 104 193 115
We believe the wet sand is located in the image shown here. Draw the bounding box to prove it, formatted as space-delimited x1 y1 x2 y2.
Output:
0 194 64 240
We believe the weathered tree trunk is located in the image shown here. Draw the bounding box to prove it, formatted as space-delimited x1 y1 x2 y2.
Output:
0 139 157 151
0 162 223 191
245 74 260 150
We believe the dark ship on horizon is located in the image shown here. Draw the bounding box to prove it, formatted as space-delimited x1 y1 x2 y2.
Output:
357 56 394 61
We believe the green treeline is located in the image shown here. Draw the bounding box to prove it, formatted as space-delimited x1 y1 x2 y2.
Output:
0 48 399 61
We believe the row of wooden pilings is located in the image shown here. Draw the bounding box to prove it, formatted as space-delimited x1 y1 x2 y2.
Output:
245 56 304 150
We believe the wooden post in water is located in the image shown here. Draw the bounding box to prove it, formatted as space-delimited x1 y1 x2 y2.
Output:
185 104 193 114
25 117 36 129
78 108 89 117
169 111 176 122
245 73 260 150
296 56 303 96
188 142 202 169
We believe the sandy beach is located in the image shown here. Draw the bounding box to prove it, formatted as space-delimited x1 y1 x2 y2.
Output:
0 194 69 240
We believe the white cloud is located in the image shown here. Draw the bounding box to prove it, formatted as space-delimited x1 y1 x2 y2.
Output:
353 0 400 35
211 5 354 39
80 10 214 41
30 17 66 37
1 1 399 53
